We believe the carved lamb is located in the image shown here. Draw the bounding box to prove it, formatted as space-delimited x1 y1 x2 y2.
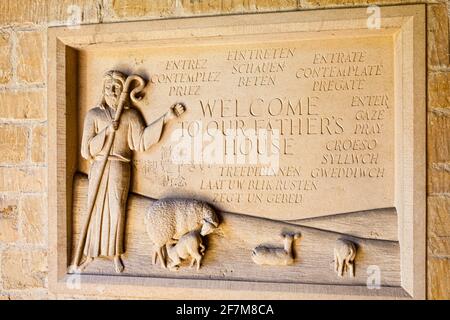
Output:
251 233 300 266
166 230 206 271
144 199 219 268
334 238 357 277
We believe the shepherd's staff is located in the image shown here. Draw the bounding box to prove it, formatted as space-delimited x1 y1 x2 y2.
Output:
71 75 146 270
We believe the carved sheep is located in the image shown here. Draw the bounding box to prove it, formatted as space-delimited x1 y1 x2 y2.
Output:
144 198 219 268
251 233 300 266
334 238 357 277
166 230 205 271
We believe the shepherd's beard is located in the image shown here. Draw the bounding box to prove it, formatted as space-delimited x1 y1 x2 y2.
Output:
105 95 119 109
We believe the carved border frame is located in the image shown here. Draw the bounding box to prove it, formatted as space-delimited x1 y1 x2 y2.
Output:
48 5 426 299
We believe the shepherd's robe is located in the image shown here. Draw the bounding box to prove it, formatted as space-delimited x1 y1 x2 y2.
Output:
81 103 164 258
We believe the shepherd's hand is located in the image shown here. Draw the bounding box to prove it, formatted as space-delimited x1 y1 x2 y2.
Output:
108 121 119 133
165 103 186 123
172 103 186 117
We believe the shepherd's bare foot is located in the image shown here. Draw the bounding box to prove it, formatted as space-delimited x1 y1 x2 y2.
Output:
78 257 93 272
68 264 80 273
169 265 179 272
114 256 124 273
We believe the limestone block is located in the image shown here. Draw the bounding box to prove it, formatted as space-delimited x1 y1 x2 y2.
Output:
0 196 19 243
16 31 45 84
0 31 12 84
0 0 47 26
427 4 449 67
428 111 450 164
428 257 450 300
31 125 47 163
111 0 176 18
20 195 46 245
0 91 46 120
0 126 28 164
1 248 47 290
428 164 450 195
0 167 46 192
428 72 450 110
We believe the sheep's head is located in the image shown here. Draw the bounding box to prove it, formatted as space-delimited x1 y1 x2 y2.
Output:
199 203 219 236
200 219 218 236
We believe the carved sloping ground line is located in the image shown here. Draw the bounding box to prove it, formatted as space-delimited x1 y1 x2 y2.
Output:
75 170 398 242
72 173 400 286
286 208 398 242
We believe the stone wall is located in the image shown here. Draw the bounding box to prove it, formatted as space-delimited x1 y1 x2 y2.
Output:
0 0 448 300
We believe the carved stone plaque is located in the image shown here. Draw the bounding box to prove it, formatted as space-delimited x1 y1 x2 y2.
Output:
48 5 426 299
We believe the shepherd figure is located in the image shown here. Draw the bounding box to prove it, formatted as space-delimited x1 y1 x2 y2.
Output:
72 70 185 273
